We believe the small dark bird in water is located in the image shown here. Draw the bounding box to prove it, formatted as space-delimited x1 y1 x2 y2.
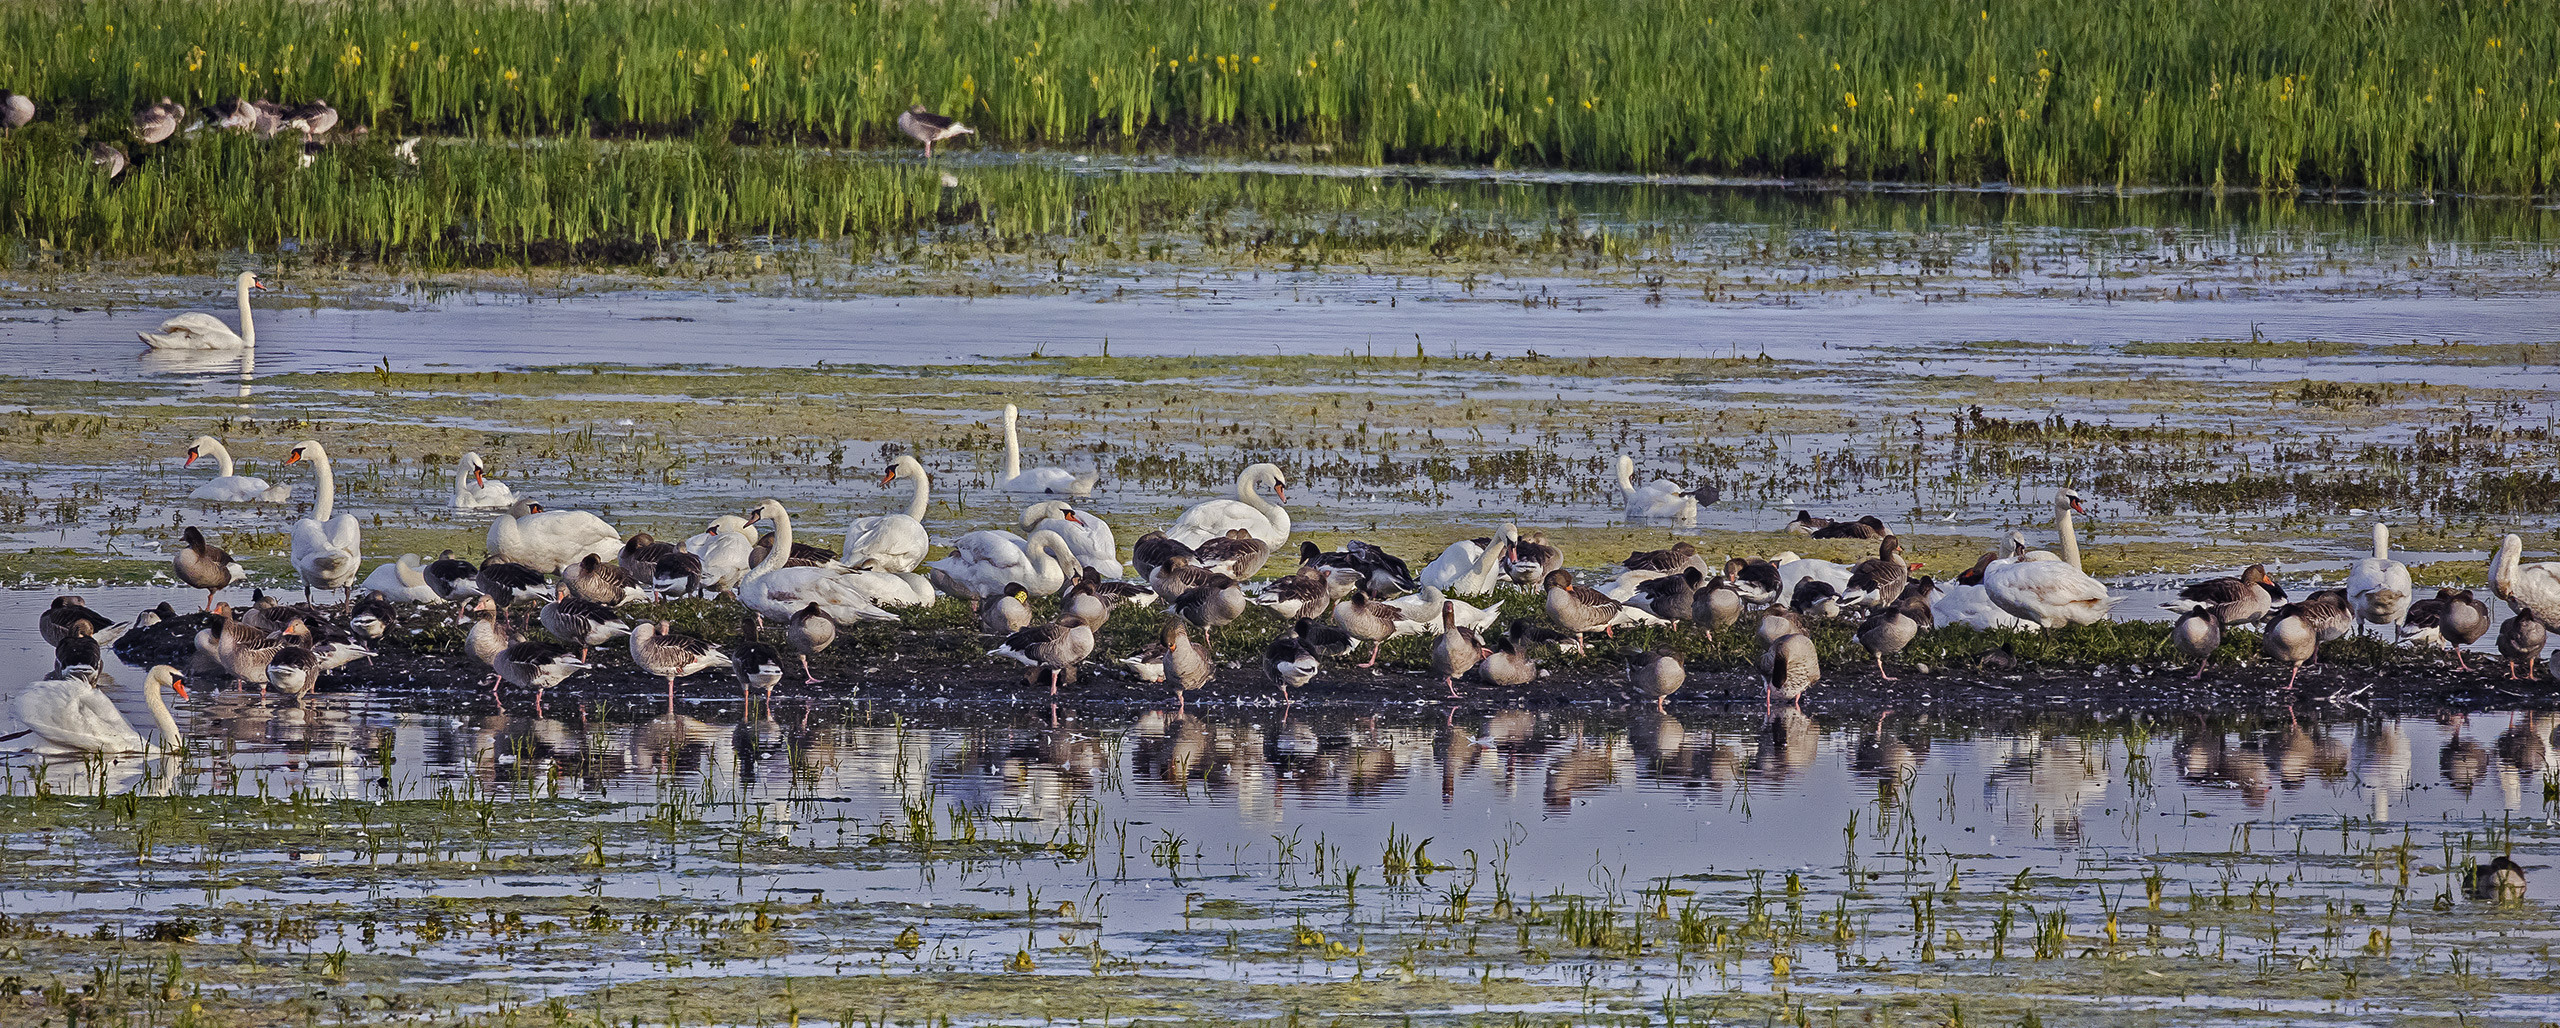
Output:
2462 855 2526 902
896 104 975 157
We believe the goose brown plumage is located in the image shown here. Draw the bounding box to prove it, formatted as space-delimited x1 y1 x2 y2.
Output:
174 527 249 609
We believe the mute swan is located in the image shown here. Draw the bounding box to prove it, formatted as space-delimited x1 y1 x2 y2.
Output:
1982 491 2113 629
486 499 620 573
1617 456 1714 521
738 500 900 625
0 666 187 755
452 452 516 509
182 436 290 503
1022 500 1121 578
2489 534 2560 621
141 272 265 350
997 404 1098 495
1168 463 1291 548
2345 524 2413 632
684 515 756 592
358 553 441 603
843 456 933 573
1931 551 2041 632
283 441 363 602
1772 551 1855 601
1383 586 1500 637
1420 524 1519 596
929 527 1081 598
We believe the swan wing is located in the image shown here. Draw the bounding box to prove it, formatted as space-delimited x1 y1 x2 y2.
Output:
190 475 281 503
1168 499 1273 548
1985 562 2111 626
12 680 144 753
1420 541 1488 593
844 515 930 573
750 567 900 622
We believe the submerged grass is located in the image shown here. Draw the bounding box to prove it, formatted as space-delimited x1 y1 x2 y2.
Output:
8 0 2560 191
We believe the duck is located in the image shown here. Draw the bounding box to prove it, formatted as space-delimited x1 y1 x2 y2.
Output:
423 550 483 602
929 526 1081 599
785 603 839 683
1630 650 1685 713
684 515 757 593
1759 633 1820 711
898 104 976 158
1168 463 1291 548
995 404 1097 495
539 590 633 661
1839 535 1920 610
734 621 787 707
1421 524 1520 595
737 501 900 625
2400 588 2491 670
2164 564 2284 626
487 499 621 573
141 272 266 350
564 553 648 606
40 596 125 648
631 622 732 712
448 452 516 509
182 436 290 502
280 441 364 603
1981 491 2113 628
0 666 187 755
1158 622 1214 710
1503 532 1562 586
1855 584 1933 681
2345 523 2413 633
2261 603 2322 690
1543 569 1664 653
1264 628 1323 702
2462 855 2528 903
1192 528 1273 581
172 527 249 609
842 456 935 573
2498 611 2547 680
1331 588 1402 669
493 641 589 718
2171 608 2224 680
2490 534 2560 622
1617 455 1714 520
357 552 442 604
990 616 1096 695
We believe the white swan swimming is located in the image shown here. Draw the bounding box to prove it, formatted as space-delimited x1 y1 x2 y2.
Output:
0 665 186 755
183 436 290 503
996 404 1098 495
928 527 1081 598
140 271 265 350
284 440 363 602
486 499 620 573
737 500 900 624
843 455 932 573
1982 491 2113 629
1022 500 1121 578
452 452 517 509
1168 463 1291 548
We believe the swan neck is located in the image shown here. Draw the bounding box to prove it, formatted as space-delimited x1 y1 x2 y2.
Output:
2493 535 2519 588
145 678 180 750
237 280 256 348
1003 408 1022 478
308 445 335 522
2372 523 2390 560
1236 468 1269 511
1616 459 1636 492
756 507 794 575
209 439 236 477
2057 505 2081 571
1473 532 1506 578
904 464 930 521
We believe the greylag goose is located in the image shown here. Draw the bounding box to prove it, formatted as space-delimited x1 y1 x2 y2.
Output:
1630 567 1703 623
1470 623 1567 687
1544 569 1664 653
1854 583 1933 681
618 533 702 598
1694 576 1745 632
2260 603 2322 690
1789 579 1843 620
1630 650 1685 713
90 142 127 181
1430 602 1490 698
1192 528 1273 581
133 98 182 144
2498 611 2547 680
282 441 363 602
898 105 975 157
0 91 33 133
348 592 398 641
451 452 516 509
1264 628 1322 702
2171 608 2223 680
358 552 441 603
990 616 1095 695
539 591 632 661
994 404 1096 495
1171 574 1247 652
133 602 178 631
1131 531 1196 583
786 603 838 683
475 559 551 608
461 599 513 668
844 456 935 573
982 583 1035 636
1331 587 1400 668
631 622 732 712
1725 556 1782 605
2400 588 2490 669
1421 524 1519 595
282 100 337 137
174 527 248 609
1839 535 1920 610
1755 607 1804 647
1299 540 1416 596
1503 532 1562 586
0 665 187 756
1158 621 1214 710
2490 535 2560 621
2299 588 2355 642
1293 617 1357 660
2346 524 2413 633
2164 564 2284 626
1982 491 2112 628
1168 463 1289 547
493 641 588 716
142 273 265 350
182 436 290 502
52 623 102 680
564 553 647 606
1790 512 1889 539
265 644 321 702
1250 563 1334 619
1759 632 1820 711
424 550 483 602
1623 541 1701 572
1617 456 1714 520
40 597 124 648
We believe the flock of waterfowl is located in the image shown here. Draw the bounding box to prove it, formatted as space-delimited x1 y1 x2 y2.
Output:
13 392 2560 758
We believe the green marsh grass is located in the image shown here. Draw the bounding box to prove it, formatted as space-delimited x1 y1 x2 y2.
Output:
5 0 2560 191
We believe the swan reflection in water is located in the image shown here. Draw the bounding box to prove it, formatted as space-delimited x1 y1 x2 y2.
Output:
139 347 257 399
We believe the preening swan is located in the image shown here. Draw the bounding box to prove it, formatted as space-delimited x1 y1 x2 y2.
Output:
1022 500 1121 578
737 500 900 625
1420 524 1520 596
1617 456 1714 521
2489 534 2560 621
141 272 266 350
486 499 620 573
684 515 755 593
2345 523 2413 632
1168 463 1291 548
997 404 1098 495
0 666 187 755
842 456 932 573
283 441 364 603
929 526 1082 599
358 553 441 604
184 436 290 503
452 452 516 509
1982 490 2112 629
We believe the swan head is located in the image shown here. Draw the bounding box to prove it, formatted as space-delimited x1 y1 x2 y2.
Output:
460 451 487 486
284 440 325 466
236 271 269 294
1243 463 1289 503
703 514 751 537
2055 490 2087 515
1020 501 1070 530
742 499 784 524
142 665 189 700
183 435 221 466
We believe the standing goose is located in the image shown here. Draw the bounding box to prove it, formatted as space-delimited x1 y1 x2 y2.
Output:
1839 536 1920 610
2401 588 2491 670
2489 535 2560 622
736 500 900 625
631 622 732 712
982 583 1035 636
2164 564 2284 626
1430 602 1491 698
0 666 188 756
843 456 935 573
2497 611 2547 680
996 404 1097 495
1694 576 1745 632
2346 524 2413 634
786 603 839 683
474 559 551 609
2172 608 2224 680
487 500 621 573
1616 456 1715 521
141 272 266 350
2261 604 2322 690
1854 584 1934 682
539 590 632 661
493 641 589 718
1264 627 1322 702
1173 573 1248 650
1630 650 1685 713
1168 463 1291 548
1543 569 1663 653
1331 587 1401 668
734 620 787 707
183 436 291 503
174 527 248 609
357 552 442 604
1982 491 2113 628
461 599 515 669
1250 563 1335 619
1759 633 1820 711
990 616 1096 695
133 97 182 144
898 104 976 158
451 452 516 509
265 644 321 702
282 441 362 603
1159 622 1214 710
1421 524 1520 595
